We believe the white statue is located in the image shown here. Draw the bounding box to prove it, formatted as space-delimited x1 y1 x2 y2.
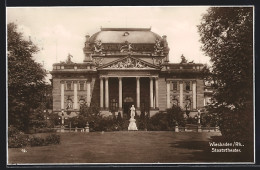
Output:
128 105 138 131
130 105 135 118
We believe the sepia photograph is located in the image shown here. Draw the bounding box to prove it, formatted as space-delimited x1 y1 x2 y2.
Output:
6 6 254 165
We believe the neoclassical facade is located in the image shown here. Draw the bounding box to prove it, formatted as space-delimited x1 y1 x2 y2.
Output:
50 28 212 117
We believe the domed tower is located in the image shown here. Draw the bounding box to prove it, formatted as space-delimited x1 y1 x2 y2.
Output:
82 27 170 66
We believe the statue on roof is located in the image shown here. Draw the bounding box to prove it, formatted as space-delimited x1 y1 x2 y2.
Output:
180 54 188 64
66 53 73 64
154 38 164 55
94 40 104 54
120 41 133 53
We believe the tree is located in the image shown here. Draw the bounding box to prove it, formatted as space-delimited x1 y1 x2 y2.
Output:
198 7 253 142
8 22 47 131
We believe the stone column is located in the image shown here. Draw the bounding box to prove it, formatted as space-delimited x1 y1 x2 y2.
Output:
155 77 159 109
192 80 197 110
118 77 122 111
166 80 171 109
100 78 104 108
61 81 64 110
136 77 140 109
179 81 183 109
150 77 154 109
105 77 109 110
86 79 91 106
73 81 78 110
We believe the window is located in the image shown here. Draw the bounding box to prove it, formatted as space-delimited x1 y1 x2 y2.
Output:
110 99 118 112
184 99 191 111
66 98 73 109
172 99 178 106
79 82 84 91
79 99 85 108
66 82 72 90
173 82 177 91
185 81 190 91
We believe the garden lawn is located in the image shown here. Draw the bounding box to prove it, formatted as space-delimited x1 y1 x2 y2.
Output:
8 131 253 164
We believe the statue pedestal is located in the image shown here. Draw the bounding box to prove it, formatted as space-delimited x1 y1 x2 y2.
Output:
128 118 138 131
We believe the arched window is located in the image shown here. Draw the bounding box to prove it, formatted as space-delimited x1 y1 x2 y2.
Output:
79 98 85 108
66 97 73 110
172 99 179 106
185 99 191 111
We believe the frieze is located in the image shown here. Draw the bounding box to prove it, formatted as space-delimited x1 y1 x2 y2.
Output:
107 57 150 69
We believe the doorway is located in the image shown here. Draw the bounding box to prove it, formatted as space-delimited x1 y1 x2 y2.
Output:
123 97 134 118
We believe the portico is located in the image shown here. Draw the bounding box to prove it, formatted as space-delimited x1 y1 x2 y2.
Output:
99 75 159 116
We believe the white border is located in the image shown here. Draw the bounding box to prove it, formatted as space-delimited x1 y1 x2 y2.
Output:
6 5 256 166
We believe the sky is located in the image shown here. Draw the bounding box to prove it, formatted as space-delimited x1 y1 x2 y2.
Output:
7 6 210 82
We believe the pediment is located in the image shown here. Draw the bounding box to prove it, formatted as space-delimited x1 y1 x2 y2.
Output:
98 56 160 70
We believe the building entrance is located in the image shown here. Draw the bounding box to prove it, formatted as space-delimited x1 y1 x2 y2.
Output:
123 97 134 118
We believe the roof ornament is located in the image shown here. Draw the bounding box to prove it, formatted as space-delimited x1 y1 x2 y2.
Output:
180 54 188 64
154 38 164 55
94 40 104 54
120 41 133 53
66 53 73 64
123 32 130 36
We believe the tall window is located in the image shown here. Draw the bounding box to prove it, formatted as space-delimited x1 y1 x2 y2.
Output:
110 99 118 112
172 99 178 106
79 82 84 91
66 98 73 109
79 98 85 108
66 82 72 90
185 81 190 91
172 82 177 91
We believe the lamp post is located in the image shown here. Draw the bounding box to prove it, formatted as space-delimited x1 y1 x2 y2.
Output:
61 110 64 127
198 109 201 125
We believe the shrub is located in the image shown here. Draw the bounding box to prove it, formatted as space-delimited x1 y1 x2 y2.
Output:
30 136 46 146
136 112 148 130
200 112 219 127
8 133 30 148
166 105 185 127
147 112 171 131
8 126 20 138
45 134 60 145
186 117 197 125
8 126 30 148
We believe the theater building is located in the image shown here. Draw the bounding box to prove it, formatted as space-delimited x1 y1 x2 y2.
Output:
50 28 212 118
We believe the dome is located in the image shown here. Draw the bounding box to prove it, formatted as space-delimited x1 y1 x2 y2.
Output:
89 28 162 44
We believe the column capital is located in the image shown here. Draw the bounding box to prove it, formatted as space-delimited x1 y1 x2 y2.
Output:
149 77 154 80
118 77 122 80
179 81 183 84
166 80 171 83
105 77 109 80
192 80 197 84
60 80 65 84
86 78 92 83
73 81 78 84
155 77 159 80
136 77 140 80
